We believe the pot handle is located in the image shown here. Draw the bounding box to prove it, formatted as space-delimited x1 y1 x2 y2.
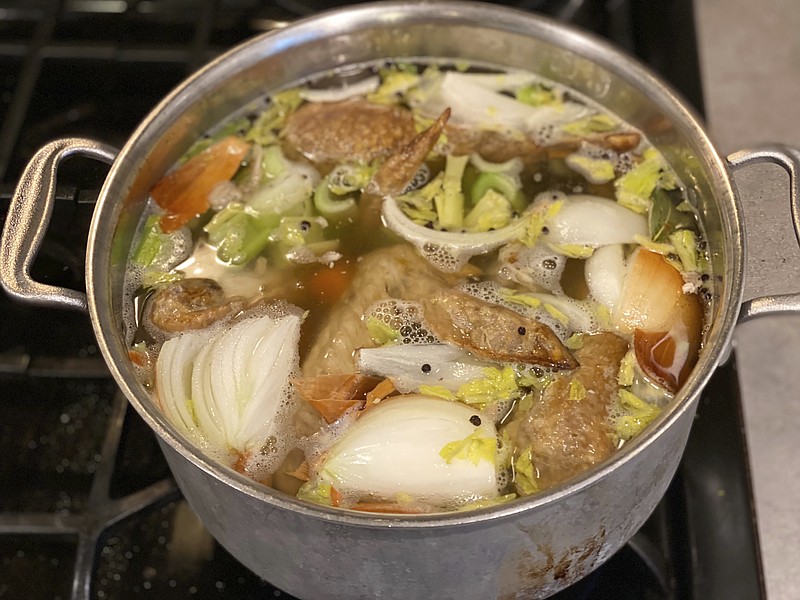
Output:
727 145 800 322
0 138 117 311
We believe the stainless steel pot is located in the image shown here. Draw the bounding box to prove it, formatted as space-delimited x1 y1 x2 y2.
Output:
2 3 799 599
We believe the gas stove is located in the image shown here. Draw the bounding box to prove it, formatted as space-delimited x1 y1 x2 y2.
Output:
0 1 763 598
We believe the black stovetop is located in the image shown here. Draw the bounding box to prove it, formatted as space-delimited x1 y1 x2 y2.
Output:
0 1 763 598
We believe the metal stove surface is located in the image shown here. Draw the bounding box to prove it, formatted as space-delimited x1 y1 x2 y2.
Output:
0 1 763 598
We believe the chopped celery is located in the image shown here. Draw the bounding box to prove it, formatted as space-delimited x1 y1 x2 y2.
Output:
244 89 303 146
313 181 357 220
464 189 512 232
615 148 677 214
565 154 616 184
516 83 560 107
543 302 570 326
181 117 250 163
519 200 563 247
133 215 164 267
396 172 443 224
418 385 457 401
457 493 517 511
203 203 279 266
439 430 497 466
368 68 421 105
366 317 401 346
470 172 525 211
327 163 374 195
669 229 700 273
296 480 333 507
547 243 594 259
615 389 661 441
246 171 314 215
561 114 617 136
269 216 328 249
498 287 543 309
633 233 676 256
513 448 539 495
261 145 288 180
565 333 584 350
618 350 636 387
456 366 520 406
569 379 587 401
436 154 470 230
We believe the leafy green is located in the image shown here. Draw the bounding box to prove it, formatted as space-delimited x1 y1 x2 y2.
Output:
565 154 616 184
204 203 279 266
368 67 421 105
519 200 563 247
418 384 456 401
617 350 636 387
296 480 333 506
547 243 594 259
569 379 587 401
649 188 695 242
366 317 401 346
396 172 443 224
470 172 525 212
543 302 570 326
464 189 513 232
181 117 250 163
313 181 357 220
615 148 677 214
498 287 543 309
261 145 288 180
565 333 584 350
615 389 661 441
245 89 303 145
439 430 497 466
669 229 700 273
516 83 561 107
246 171 314 215
561 114 616 136
456 366 520 406
513 448 539 495
132 215 165 267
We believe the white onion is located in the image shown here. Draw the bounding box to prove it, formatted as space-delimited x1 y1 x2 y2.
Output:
585 244 627 311
381 197 529 272
356 344 487 393
298 76 380 103
416 71 590 133
451 71 539 92
319 395 498 503
546 194 647 247
155 312 302 456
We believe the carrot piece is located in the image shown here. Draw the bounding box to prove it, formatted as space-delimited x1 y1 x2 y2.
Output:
151 136 250 232
350 501 430 515
330 486 343 507
285 460 310 482
306 260 355 306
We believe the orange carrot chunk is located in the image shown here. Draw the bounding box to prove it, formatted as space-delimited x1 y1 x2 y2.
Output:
151 136 250 232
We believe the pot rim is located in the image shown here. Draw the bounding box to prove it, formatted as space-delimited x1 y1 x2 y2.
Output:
86 0 745 529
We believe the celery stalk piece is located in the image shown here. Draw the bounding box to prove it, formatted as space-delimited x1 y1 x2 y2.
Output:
435 154 470 230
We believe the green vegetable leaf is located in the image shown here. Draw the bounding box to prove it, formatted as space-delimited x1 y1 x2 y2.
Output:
296 480 333 506
499 287 542 309
569 379 587 401
669 229 700 273
649 188 696 242
519 199 563 247
565 154 616 184
133 215 164 267
615 148 677 214
464 189 513 232
470 171 525 211
561 114 617 136
245 89 303 146
456 366 520 406
617 350 636 387
547 243 595 259
565 333 584 350
457 493 517 511
366 317 401 346
204 203 279 266
418 385 457 401
439 430 497 466
516 83 561 107
615 389 661 441
368 68 421 105
513 448 539 495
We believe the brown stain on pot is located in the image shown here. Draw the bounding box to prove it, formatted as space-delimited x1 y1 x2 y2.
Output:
502 526 608 599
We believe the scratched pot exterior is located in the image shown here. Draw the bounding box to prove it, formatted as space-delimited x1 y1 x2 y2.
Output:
82 3 743 599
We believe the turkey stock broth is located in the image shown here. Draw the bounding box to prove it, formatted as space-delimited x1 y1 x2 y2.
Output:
123 59 710 514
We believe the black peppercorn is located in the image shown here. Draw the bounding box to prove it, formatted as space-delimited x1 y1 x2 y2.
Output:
469 415 482 426
421 363 432 373
518 326 526 335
